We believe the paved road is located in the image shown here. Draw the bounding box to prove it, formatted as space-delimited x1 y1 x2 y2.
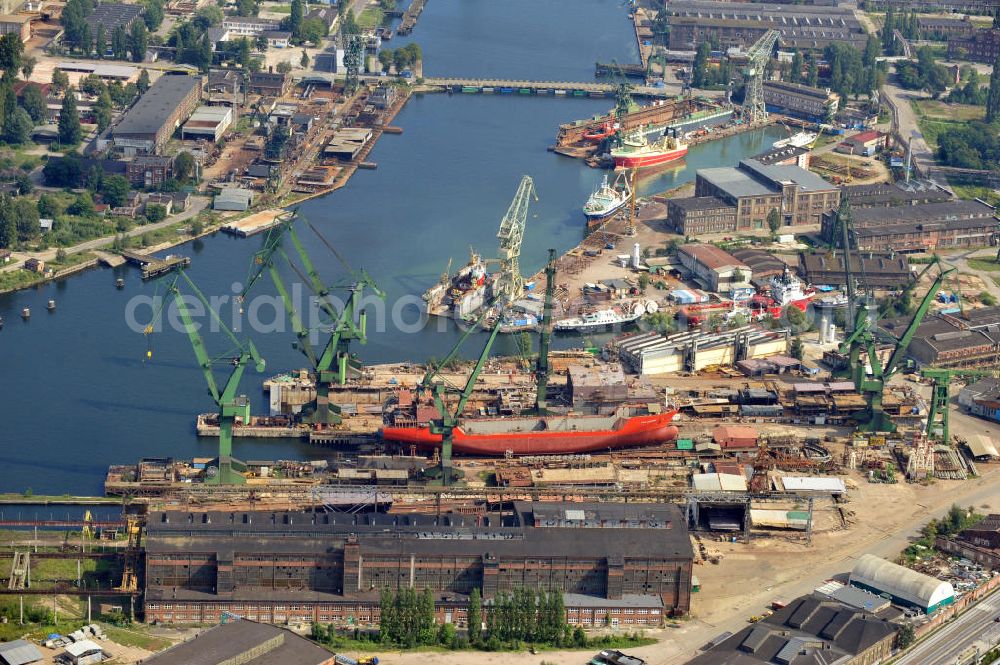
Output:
1 196 210 274
882 82 935 176
895 592 1000 665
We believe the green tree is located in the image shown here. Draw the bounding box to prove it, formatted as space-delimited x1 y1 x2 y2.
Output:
276 60 292 74
111 25 128 60
790 335 804 360
85 164 104 192
987 54 1000 123
174 151 195 182
13 197 40 242
236 0 258 16
692 41 710 88
19 54 35 81
467 588 482 644
981 292 998 307
767 207 781 234
4 107 33 145
20 83 46 122
288 0 303 38
94 89 113 132
378 49 393 72
379 587 396 643
0 197 16 249
784 304 807 330
137 68 150 93
101 175 130 207
897 623 915 649
129 21 149 62
58 89 82 145
142 0 164 30
300 18 326 44
255 33 268 53
146 204 167 222
342 8 359 35
0 32 23 78
195 5 224 28
300 49 310 68
95 24 107 59
789 50 802 85
52 69 70 93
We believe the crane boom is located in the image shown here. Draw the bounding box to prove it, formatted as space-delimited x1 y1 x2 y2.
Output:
742 30 779 124
242 211 384 425
494 176 538 305
151 268 266 485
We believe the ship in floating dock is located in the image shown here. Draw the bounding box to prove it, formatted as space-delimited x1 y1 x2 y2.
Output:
422 250 495 321
382 407 680 456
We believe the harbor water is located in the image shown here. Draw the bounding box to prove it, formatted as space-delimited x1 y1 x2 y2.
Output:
0 1 785 495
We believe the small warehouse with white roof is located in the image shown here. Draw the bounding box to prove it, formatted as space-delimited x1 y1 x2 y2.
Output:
849 554 955 614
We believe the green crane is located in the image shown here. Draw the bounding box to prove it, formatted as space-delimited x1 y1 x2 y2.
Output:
838 257 953 432
420 305 503 485
242 210 384 426
921 367 1000 444
147 269 265 485
535 248 556 414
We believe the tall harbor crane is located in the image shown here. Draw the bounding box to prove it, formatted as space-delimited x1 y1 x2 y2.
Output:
494 175 538 305
146 268 265 485
241 210 384 426
342 33 364 95
838 257 953 432
741 30 779 125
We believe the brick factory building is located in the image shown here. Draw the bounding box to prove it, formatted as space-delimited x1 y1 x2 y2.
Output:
879 307 1000 369
936 515 1000 570
143 503 694 627
821 199 998 251
840 181 952 209
677 243 752 292
948 28 1000 64
762 81 839 122
693 159 839 230
666 196 738 235
690 593 899 665
0 14 31 41
666 1 868 52
798 251 912 288
113 75 202 155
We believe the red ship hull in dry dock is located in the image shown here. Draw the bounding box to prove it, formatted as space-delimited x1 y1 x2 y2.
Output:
381 409 680 456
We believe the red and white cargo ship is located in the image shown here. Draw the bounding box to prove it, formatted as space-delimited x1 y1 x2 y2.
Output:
749 269 816 320
611 131 688 169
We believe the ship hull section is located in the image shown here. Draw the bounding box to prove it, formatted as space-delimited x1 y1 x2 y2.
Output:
382 412 680 455
613 147 688 169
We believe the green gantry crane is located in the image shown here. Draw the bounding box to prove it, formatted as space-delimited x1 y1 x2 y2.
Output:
420 249 558 484
242 210 384 426
921 367 1000 444
147 268 265 485
838 257 953 432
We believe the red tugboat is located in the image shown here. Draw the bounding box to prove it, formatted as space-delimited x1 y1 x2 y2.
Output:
749 269 816 320
583 121 618 142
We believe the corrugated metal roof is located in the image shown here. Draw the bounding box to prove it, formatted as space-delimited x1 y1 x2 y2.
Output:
967 435 999 458
692 473 747 492
0 639 42 665
64 640 102 657
779 476 846 493
850 554 955 609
